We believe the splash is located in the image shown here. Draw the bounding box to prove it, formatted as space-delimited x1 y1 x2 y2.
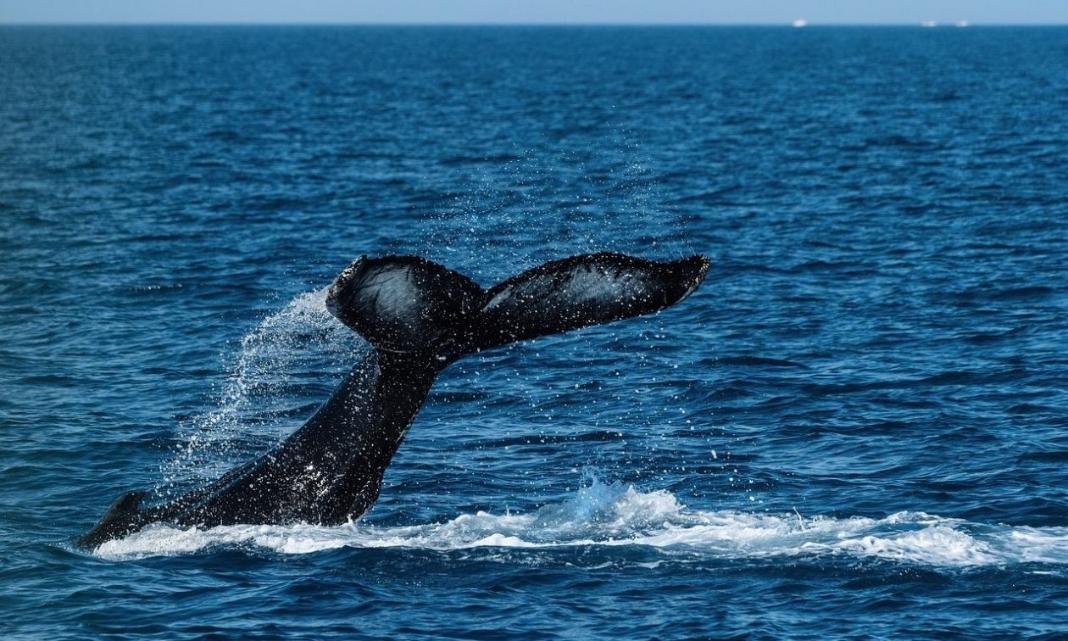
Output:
160 287 367 488
97 478 1068 568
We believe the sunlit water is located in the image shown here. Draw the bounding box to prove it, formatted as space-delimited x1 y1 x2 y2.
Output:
2 26 1067 640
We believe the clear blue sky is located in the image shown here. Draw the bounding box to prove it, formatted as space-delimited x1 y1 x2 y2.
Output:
1 1 1065 25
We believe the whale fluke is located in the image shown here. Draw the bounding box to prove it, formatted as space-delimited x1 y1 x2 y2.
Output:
79 252 709 550
326 252 710 361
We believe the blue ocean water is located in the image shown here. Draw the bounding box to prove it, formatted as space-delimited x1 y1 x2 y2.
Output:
2 25 1068 639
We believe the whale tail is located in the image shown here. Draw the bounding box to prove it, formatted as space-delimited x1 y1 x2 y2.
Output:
326 252 709 362
78 253 708 550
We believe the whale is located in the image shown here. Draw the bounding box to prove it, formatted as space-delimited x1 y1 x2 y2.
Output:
78 252 709 550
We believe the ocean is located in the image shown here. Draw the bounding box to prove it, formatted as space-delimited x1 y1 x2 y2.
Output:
1 25 1067 639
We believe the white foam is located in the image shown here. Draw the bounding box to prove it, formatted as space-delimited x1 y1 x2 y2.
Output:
95 479 1068 568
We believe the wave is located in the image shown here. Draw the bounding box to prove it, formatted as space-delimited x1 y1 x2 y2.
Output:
95 479 1068 568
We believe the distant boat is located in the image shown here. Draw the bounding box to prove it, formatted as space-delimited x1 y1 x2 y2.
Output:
921 21 937 28
955 20 970 28
792 19 807 28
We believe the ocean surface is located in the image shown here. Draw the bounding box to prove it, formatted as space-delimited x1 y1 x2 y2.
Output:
2 26 1067 640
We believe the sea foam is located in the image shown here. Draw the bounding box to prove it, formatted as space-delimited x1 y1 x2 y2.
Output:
96 478 1068 568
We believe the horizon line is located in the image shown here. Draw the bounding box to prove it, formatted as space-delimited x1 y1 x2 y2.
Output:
2 21 1068 27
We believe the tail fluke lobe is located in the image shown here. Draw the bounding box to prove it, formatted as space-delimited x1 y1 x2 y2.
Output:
326 255 484 357
472 253 709 351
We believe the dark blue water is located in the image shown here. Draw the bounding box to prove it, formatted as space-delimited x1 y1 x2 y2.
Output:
3 26 1068 640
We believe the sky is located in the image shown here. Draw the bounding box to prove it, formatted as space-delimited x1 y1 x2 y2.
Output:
1 0 1066 25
